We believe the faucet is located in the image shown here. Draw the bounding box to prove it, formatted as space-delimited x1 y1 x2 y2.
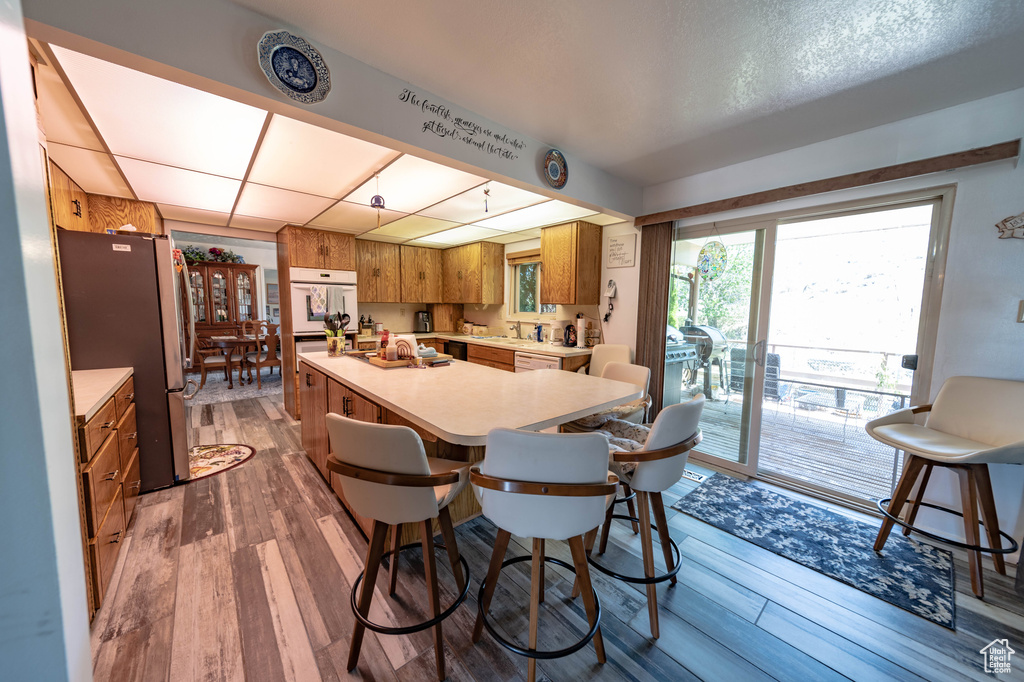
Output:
508 321 522 339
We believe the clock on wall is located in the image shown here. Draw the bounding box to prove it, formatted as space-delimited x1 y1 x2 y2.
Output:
257 30 331 104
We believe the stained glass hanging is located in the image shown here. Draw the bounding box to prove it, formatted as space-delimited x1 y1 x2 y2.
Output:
698 240 728 281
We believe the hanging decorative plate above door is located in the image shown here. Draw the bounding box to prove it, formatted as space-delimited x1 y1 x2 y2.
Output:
257 30 331 104
543 149 568 189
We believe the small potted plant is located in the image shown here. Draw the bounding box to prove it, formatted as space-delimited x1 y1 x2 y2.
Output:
324 312 345 356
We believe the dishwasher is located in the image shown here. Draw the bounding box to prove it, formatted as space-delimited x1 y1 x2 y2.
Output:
514 352 561 372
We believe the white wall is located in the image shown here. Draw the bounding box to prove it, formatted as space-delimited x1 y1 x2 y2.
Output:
599 222 642 352
0 1 90 678
638 86 1024 558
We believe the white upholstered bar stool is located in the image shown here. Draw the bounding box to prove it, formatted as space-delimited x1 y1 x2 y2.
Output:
325 414 472 681
867 376 1024 599
581 395 705 638
470 429 619 682
577 343 631 376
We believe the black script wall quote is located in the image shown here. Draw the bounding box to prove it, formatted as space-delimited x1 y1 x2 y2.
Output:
399 88 525 161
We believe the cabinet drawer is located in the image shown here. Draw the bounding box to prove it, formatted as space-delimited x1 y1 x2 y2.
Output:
82 432 122 536
89 485 125 608
81 397 117 463
122 447 141 524
466 344 515 366
113 376 135 421
471 358 515 373
116 403 138 474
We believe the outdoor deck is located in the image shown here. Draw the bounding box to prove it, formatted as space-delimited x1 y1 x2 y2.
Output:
694 393 903 502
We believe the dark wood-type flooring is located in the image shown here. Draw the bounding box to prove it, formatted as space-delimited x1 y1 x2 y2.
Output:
90 397 1024 681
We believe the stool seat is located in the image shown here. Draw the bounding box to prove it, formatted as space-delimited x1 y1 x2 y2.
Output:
872 423 994 461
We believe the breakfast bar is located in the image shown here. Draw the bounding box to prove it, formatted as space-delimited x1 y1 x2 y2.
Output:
297 351 642 543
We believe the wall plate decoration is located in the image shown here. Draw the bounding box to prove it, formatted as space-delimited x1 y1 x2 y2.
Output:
257 30 331 104
543 149 568 189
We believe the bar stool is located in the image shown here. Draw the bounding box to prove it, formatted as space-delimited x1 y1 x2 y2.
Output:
470 429 619 682
580 395 704 638
867 376 1024 598
325 414 472 681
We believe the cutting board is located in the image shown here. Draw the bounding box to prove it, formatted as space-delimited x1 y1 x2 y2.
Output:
364 352 453 368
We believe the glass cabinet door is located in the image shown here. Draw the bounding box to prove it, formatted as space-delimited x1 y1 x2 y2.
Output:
211 269 230 323
236 270 253 321
189 269 207 323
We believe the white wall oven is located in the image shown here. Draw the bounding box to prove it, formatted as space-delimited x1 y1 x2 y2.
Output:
290 267 358 334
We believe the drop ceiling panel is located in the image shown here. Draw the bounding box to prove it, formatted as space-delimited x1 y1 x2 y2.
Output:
473 200 597 232
584 213 628 226
229 214 287 232
248 115 400 198
234 183 336 224
46 143 132 197
307 200 404 232
372 215 461 239
483 228 542 244
345 155 485 213
419 181 546 224
51 46 266 179
116 157 241 213
411 224 505 246
157 204 231 226
34 62 104 151
356 232 407 243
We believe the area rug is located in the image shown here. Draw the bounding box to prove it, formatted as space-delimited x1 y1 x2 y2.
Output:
188 444 255 481
189 370 283 406
672 474 956 629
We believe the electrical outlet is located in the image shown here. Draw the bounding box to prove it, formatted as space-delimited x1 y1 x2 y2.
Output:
1018 300 1024 323
400 307 405 316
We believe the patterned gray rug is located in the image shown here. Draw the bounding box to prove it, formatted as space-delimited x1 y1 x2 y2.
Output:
189 369 283 406
672 474 956 629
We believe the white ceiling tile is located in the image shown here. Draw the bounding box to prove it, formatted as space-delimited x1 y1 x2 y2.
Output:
345 155 485 213
357 232 408 243
372 215 461 239
419 180 546 224
157 204 231 226
472 200 597 232
248 115 400 198
34 62 104 151
413 225 505 246
585 213 628 226
229 214 287 232
484 228 542 244
307 200 404 232
115 157 241 213
234 183 336 224
46 143 132 197
51 46 266 179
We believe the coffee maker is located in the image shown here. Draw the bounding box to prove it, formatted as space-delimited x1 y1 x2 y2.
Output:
413 310 432 333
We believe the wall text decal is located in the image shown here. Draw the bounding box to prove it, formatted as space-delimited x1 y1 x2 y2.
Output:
399 88 525 161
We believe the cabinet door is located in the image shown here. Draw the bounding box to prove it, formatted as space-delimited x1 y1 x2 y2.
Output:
49 159 73 229
480 242 504 305
299 364 329 477
208 267 234 325
235 268 254 322
400 245 424 303
540 222 577 304
421 247 443 303
442 246 462 303
289 227 324 268
70 182 90 231
460 243 482 303
322 232 355 270
376 243 401 302
356 240 379 302
351 393 381 424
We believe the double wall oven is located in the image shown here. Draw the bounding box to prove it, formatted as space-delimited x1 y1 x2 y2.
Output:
290 267 359 370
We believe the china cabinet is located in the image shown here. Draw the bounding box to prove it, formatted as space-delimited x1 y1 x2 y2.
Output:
188 261 259 345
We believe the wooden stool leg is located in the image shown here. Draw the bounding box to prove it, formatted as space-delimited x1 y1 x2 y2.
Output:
388 524 401 597
974 464 1006 575
956 466 984 598
438 506 466 591
636 492 660 638
571 527 599 599
528 538 543 682
598 495 614 554
650 492 677 586
568 535 606 665
420 520 445 681
347 520 389 672
473 528 511 643
903 463 934 536
874 455 925 551
624 484 640 534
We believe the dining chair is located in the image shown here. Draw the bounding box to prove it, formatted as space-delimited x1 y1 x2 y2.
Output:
245 320 282 389
867 376 1024 598
325 413 471 682
471 429 618 682
577 344 631 377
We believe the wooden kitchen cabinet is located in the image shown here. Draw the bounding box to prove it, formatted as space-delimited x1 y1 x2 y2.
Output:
48 159 90 231
400 245 443 303
299 362 329 478
442 242 504 304
279 225 356 270
356 240 401 302
88 194 162 234
540 220 602 305
467 344 516 372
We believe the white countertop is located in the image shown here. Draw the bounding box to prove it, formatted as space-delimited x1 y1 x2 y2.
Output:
71 367 133 422
298 351 639 446
354 333 592 358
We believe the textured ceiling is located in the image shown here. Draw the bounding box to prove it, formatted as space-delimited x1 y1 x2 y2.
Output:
230 0 1024 186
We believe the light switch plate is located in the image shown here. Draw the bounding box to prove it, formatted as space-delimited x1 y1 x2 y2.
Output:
1019 300 1024 323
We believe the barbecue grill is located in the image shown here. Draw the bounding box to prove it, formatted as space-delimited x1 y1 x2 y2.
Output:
683 325 730 399
663 335 698 408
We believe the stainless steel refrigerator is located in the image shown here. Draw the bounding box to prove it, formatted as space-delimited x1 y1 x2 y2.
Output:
58 231 196 491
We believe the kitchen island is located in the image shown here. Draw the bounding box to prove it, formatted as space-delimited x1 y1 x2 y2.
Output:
297 351 641 542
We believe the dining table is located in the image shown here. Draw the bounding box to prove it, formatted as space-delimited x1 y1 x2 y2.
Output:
206 335 259 389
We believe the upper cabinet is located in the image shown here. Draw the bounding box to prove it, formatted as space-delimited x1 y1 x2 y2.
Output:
540 221 602 305
48 160 90 231
279 225 355 270
400 245 443 303
88 194 163 234
443 242 504 304
356 240 401 303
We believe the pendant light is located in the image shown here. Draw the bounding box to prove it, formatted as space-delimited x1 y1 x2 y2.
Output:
369 174 385 229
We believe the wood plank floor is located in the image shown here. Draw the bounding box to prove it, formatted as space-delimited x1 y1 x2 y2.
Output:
91 397 1024 681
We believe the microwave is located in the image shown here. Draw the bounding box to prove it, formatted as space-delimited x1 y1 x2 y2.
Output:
289 267 359 334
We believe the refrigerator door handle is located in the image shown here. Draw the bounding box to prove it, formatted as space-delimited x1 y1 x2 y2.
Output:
155 238 185 390
181 260 197 369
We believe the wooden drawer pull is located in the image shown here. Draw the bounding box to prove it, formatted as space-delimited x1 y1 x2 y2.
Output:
123 392 134 402
126 432 138 440
104 469 120 482
129 481 141 490
110 530 123 544
100 421 116 429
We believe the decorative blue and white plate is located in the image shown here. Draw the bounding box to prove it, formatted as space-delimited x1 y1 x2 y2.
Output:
257 30 331 104
544 149 568 189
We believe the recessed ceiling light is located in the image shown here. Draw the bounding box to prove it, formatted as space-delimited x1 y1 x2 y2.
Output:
229 214 287 232
51 45 266 179
472 200 598 232
345 155 485 213
234 183 337 224
419 181 546 224
115 157 241 213
47 143 132 197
